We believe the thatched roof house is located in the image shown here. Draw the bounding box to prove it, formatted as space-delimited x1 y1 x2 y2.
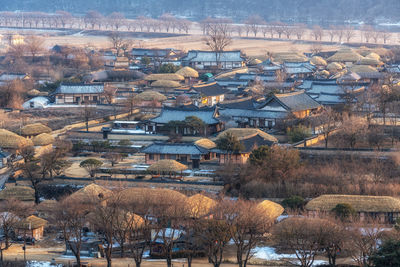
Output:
357 57 382 66
119 188 187 204
349 65 378 73
310 56 327 66
327 49 363 63
194 138 216 149
16 215 48 240
145 73 184 82
148 159 188 173
217 128 277 142
366 52 381 61
0 129 33 149
257 200 285 220
176 67 199 78
134 91 167 102
306 194 400 223
273 52 307 63
67 184 112 203
150 80 181 88
186 194 217 218
326 62 343 72
21 123 52 137
0 186 35 202
32 133 55 146
248 58 263 66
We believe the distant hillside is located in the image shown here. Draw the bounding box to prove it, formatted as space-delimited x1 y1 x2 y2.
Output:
1 0 399 24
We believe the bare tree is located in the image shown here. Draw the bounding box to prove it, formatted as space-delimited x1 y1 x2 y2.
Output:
108 12 125 31
310 107 338 148
361 25 374 43
327 25 337 42
244 15 265 37
294 24 307 40
203 18 233 66
54 197 90 267
24 35 45 62
223 199 273 267
273 21 286 38
345 222 385 267
344 26 355 43
311 25 323 41
380 30 391 44
82 104 97 132
273 217 331 267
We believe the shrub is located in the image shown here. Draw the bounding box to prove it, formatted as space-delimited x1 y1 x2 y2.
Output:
331 203 356 221
282 195 306 210
287 125 312 143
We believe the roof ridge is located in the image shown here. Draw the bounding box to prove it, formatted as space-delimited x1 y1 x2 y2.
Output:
276 90 305 97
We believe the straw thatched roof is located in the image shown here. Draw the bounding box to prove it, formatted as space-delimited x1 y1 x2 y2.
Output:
349 65 378 73
32 133 55 146
195 138 216 149
119 188 187 204
257 200 284 220
27 89 41 96
357 57 381 66
0 186 35 201
68 184 112 203
214 67 248 79
366 52 381 61
134 90 167 102
310 56 327 66
151 80 181 88
176 67 199 78
327 49 363 63
217 128 278 142
248 58 263 66
326 62 343 72
318 70 330 77
372 47 391 57
148 159 188 173
305 195 400 213
0 129 33 149
18 215 48 229
186 194 217 218
21 123 52 136
145 73 185 81
273 52 307 63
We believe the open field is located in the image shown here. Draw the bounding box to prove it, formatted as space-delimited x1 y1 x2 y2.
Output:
1 25 399 57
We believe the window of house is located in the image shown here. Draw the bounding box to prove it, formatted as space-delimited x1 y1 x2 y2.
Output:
84 96 89 101
160 154 165 160
57 95 63 99
149 154 154 160
93 96 98 102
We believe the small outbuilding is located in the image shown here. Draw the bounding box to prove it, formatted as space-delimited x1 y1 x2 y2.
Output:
306 194 400 224
16 215 48 240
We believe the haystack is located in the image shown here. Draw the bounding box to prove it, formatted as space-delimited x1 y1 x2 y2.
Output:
195 138 216 149
176 67 199 78
134 90 167 102
327 49 363 63
21 123 52 136
217 128 278 143
68 184 112 203
0 186 35 201
0 129 33 149
248 58 263 66
32 133 55 146
151 80 181 88
257 200 285 220
145 73 184 81
310 56 327 66
305 195 400 213
148 159 188 173
349 65 378 73
187 194 217 218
